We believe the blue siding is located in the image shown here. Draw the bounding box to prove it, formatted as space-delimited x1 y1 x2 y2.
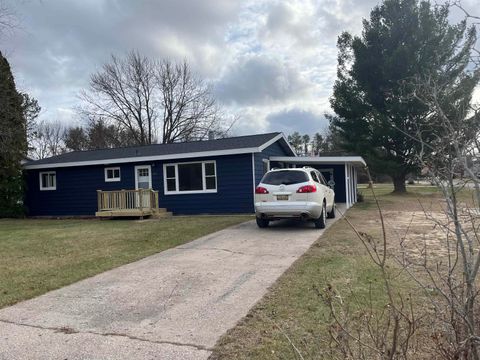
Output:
25 138 298 216
157 154 254 214
25 164 136 216
25 154 255 216
254 141 290 186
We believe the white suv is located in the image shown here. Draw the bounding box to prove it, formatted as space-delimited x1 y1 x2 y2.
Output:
254 167 335 229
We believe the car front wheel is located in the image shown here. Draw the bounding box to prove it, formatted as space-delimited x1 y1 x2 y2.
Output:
314 202 327 229
256 217 270 228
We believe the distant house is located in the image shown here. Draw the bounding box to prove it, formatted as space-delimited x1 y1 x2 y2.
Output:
23 132 365 217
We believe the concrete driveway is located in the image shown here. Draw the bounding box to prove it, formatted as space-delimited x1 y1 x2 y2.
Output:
0 208 344 360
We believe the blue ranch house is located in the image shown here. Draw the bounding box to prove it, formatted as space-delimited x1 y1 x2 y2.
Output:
23 132 365 217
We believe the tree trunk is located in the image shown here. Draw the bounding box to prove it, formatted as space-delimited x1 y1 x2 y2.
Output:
392 174 407 193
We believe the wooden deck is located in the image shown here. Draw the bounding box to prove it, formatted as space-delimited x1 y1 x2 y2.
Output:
96 189 170 218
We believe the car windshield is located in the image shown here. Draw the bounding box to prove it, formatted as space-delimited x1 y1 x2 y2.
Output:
261 170 309 185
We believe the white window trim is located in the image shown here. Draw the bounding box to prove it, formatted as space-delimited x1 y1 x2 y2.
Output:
135 165 152 190
163 160 217 195
104 167 121 182
39 171 56 191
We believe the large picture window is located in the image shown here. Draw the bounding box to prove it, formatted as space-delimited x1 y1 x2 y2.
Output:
163 161 217 194
39 171 56 190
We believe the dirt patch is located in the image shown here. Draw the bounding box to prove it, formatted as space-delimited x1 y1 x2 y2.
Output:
382 207 480 261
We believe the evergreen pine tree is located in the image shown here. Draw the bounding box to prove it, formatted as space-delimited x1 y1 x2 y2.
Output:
330 0 477 193
0 51 27 217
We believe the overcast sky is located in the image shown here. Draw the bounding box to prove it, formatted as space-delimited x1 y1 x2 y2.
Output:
0 0 477 137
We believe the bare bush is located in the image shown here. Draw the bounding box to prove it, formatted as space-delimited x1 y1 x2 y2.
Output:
319 177 421 360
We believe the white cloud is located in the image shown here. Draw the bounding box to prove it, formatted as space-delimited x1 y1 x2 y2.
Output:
266 108 329 134
216 54 312 105
1 0 387 135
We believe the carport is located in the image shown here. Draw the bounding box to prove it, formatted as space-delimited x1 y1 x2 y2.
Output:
269 156 366 208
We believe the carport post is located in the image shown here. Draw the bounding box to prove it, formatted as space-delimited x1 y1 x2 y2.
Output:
344 163 350 208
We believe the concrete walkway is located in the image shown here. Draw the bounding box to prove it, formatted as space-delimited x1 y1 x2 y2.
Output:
0 208 344 359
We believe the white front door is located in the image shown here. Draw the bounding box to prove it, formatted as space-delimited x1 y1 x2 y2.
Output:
135 165 152 208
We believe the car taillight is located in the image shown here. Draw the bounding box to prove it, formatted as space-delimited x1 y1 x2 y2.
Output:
255 186 269 194
297 184 316 193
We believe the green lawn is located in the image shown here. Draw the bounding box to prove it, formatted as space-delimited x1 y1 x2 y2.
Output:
210 185 444 359
0 215 251 309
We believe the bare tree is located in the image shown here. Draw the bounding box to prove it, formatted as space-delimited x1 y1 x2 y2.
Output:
81 51 157 145
81 52 230 146
156 59 225 143
30 121 65 159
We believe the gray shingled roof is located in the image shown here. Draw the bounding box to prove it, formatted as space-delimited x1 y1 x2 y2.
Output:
25 132 287 167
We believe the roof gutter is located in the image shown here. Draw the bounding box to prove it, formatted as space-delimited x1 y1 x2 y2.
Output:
269 156 366 167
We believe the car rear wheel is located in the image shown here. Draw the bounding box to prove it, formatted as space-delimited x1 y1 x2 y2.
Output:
256 217 270 228
327 202 336 219
314 202 326 229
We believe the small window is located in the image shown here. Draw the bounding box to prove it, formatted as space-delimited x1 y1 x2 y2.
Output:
138 168 149 177
164 161 217 194
40 171 56 190
310 171 320 183
105 167 121 182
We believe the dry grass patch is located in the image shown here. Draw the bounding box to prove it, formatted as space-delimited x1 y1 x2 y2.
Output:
210 185 454 359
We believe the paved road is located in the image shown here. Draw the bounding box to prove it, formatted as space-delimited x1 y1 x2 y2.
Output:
0 209 344 359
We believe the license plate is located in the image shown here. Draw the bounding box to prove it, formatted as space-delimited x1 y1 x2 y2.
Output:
277 195 289 201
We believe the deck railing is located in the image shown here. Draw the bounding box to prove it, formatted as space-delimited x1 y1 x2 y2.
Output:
97 189 159 212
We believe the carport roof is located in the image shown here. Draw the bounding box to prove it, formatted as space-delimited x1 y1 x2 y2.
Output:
270 156 366 167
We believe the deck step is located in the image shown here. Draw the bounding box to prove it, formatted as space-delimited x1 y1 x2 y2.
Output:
95 209 153 217
96 207 172 219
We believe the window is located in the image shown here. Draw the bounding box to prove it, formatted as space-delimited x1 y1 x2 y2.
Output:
164 161 217 194
104 167 121 182
165 165 176 192
261 170 309 185
39 172 56 190
310 171 320 183
204 162 216 190
318 172 328 186
262 159 269 175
